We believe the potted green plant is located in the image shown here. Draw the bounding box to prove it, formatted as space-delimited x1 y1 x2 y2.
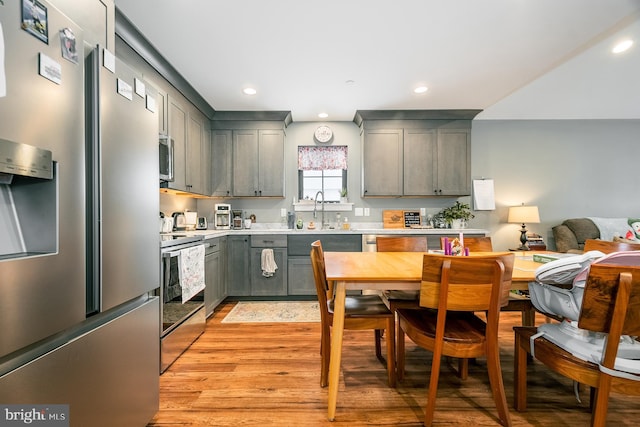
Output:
441 201 474 229
340 188 348 203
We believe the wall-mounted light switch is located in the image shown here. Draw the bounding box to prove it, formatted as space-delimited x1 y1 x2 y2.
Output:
420 207 426 216
355 207 363 216
364 208 370 216
280 208 287 217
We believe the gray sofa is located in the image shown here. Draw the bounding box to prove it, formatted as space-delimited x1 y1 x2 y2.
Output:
552 217 640 253
552 218 601 253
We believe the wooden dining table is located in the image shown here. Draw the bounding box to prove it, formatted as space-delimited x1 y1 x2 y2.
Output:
322 250 543 421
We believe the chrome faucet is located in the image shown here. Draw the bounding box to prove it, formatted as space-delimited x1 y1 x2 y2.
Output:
313 190 326 229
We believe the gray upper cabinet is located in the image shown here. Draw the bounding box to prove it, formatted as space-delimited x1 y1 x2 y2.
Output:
167 95 187 191
257 129 285 197
356 110 479 197
156 88 167 136
403 128 437 196
164 95 210 196
362 129 403 197
435 128 471 196
212 111 291 198
211 130 232 197
186 109 210 195
232 129 260 196
232 129 285 197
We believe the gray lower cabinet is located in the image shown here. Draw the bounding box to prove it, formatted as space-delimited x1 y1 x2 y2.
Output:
227 235 250 296
287 257 316 296
287 234 362 296
204 237 226 316
250 235 287 296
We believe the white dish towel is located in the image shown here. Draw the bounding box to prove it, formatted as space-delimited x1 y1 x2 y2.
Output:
261 248 278 277
178 244 205 303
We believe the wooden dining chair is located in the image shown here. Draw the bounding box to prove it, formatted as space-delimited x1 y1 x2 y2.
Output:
514 263 640 426
376 235 428 306
310 240 396 388
376 235 429 252
584 238 640 253
396 253 514 427
439 235 493 252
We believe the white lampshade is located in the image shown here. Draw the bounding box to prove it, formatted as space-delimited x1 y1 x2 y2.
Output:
508 205 540 224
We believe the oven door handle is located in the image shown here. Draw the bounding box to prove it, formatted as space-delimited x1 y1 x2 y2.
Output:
162 243 210 258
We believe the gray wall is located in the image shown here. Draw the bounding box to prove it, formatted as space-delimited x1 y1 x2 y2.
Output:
471 119 640 250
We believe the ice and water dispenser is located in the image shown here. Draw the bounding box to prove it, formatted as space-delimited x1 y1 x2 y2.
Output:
0 139 57 260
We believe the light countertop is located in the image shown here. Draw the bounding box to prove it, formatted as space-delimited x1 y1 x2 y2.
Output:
165 224 489 240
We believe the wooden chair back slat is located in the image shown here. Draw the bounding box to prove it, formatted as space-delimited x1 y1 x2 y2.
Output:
579 263 640 336
310 240 331 317
439 236 493 252
584 238 640 254
376 236 428 252
419 254 509 311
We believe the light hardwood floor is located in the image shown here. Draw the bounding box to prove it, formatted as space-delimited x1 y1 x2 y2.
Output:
147 302 639 426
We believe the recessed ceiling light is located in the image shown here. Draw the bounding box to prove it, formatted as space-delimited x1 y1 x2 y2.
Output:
243 87 257 95
414 86 428 94
345 80 355 85
612 39 633 54
318 112 329 119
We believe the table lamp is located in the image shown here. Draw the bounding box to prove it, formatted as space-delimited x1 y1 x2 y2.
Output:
508 205 540 250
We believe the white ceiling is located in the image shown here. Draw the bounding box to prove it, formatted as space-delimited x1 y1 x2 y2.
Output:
114 0 640 122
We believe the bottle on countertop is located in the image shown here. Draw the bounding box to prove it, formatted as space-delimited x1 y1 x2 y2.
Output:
342 216 350 230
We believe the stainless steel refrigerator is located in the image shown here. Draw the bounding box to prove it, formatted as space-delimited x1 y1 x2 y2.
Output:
0 1 159 425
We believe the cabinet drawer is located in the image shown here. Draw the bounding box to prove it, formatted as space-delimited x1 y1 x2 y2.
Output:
204 237 221 254
287 234 361 256
250 235 287 248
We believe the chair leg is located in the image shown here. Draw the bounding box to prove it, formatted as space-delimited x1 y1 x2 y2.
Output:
375 329 382 360
486 338 512 427
320 326 330 387
458 358 469 380
397 322 406 381
386 318 396 387
591 376 612 427
424 352 443 426
513 330 528 412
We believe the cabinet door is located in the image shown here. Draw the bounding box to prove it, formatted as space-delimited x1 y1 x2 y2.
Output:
287 257 316 295
437 129 470 195
202 126 211 196
227 236 250 296
204 249 221 317
232 130 259 196
219 237 228 299
211 130 232 197
257 130 285 197
403 129 437 196
186 113 203 194
362 129 403 196
167 95 187 191
157 88 167 135
250 248 288 296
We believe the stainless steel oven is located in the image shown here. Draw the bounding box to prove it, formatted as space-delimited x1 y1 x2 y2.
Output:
158 235 207 372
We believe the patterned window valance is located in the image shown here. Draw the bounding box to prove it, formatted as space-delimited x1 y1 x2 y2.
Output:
298 146 348 170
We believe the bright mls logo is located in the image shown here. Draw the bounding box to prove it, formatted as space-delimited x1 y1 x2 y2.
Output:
0 405 68 426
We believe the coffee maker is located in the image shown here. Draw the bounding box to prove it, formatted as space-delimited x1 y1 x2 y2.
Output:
214 204 231 229
232 209 244 230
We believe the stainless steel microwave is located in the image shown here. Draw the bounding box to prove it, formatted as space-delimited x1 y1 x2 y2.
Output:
159 134 174 182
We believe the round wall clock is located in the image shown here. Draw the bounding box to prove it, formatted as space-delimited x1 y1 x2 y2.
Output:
314 125 333 143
